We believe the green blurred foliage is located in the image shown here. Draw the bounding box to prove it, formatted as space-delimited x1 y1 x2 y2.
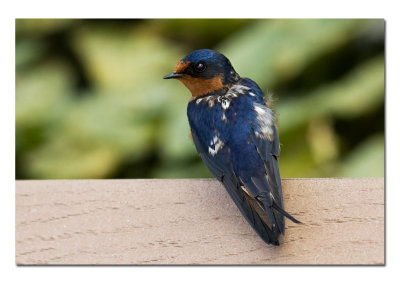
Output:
15 19 384 179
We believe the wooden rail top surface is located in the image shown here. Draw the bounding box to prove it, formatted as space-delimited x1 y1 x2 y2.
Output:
15 178 384 265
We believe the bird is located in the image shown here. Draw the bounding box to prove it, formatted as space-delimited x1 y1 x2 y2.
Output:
163 49 300 245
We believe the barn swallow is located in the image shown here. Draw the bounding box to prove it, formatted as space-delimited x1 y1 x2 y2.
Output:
164 49 300 245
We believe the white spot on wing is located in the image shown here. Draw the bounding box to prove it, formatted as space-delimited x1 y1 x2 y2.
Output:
221 99 230 110
241 186 252 196
227 85 250 96
222 112 227 122
269 191 276 201
254 102 275 141
208 135 224 156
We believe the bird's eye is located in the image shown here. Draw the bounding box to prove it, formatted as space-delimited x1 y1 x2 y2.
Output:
195 62 206 73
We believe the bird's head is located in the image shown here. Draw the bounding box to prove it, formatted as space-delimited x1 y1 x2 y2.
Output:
163 49 240 98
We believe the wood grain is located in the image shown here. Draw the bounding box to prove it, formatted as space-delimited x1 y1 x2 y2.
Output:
15 178 384 265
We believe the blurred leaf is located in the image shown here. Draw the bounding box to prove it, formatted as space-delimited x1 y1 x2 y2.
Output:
25 92 159 179
15 38 45 69
278 55 384 133
27 140 120 179
16 60 74 124
157 87 195 160
279 127 318 178
16 60 75 156
72 25 181 92
149 19 255 49
16 19 74 35
220 19 367 87
153 160 212 179
307 118 339 165
340 135 384 177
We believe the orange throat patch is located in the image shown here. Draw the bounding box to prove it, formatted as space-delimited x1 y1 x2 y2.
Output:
178 75 224 98
173 60 225 98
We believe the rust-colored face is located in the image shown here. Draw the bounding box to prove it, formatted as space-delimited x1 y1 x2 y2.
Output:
174 61 190 73
171 60 224 98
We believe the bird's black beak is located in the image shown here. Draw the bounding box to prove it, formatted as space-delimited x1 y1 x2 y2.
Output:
163 72 183 79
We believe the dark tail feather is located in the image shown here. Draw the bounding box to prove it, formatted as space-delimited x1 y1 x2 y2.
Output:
222 175 281 245
271 202 302 224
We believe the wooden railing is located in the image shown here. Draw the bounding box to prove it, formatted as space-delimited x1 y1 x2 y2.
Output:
15 178 384 265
